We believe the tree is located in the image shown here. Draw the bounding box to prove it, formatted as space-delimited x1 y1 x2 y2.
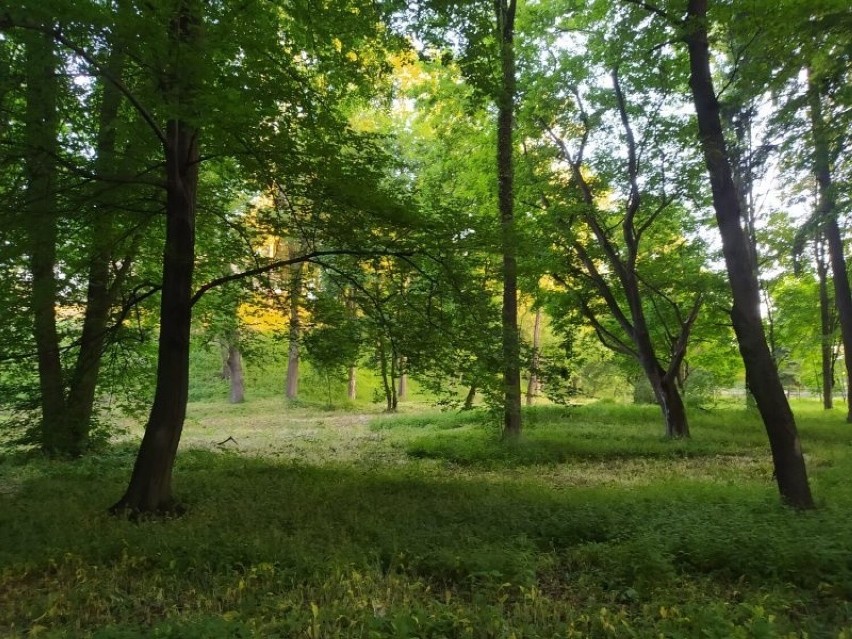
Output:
406 0 522 436
2 2 164 455
808 72 852 420
109 0 405 513
679 0 814 508
495 0 522 437
541 71 707 437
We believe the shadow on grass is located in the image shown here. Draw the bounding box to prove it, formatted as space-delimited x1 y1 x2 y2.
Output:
2 445 852 637
2 448 850 589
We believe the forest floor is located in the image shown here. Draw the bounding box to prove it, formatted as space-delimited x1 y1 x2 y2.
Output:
1 398 851 638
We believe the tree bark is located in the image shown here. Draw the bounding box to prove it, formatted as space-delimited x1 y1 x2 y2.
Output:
377 337 396 412
809 77 852 421
657 372 689 438
347 365 357 400
526 307 543 406
816 235 833 409
346 293 357 400
22 30 66 455
684 0 813 509
551 69 696 439
64 26 129 454
219 338 231 379
111 0 202 515
397 357 408 400
496 0 521 438
227 344 244 404
285 256 302 400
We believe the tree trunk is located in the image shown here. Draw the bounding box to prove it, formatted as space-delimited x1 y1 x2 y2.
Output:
285 260 302 400
64 29 128 454
22 30 66 455
227 344 244 404
463 384 476 410
111 116 199 514
816 236 833 409
809 78 852 421
377 337 395 412
219 338 231 379
346 293 357 401
496 0 521 438
389 347 399 411
685 0 813 509
526 307 542 406
397 357 408 400
659 374 689 438
347 365 357 400
112 0 202 515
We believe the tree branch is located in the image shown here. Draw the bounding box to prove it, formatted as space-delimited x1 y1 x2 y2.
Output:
190 249 414 306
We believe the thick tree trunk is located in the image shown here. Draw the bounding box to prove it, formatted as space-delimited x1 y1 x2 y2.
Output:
659 374 689 438
685 0 813 509
111 115 199 514
816 237 833 409
227 344 244 404
496 0 521 438
111 116 199 514
809 80 852 421
285 259 302 400
23 30 67 455
526 307 542 406
640 350 689 437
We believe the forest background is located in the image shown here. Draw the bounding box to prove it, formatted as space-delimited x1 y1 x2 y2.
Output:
1 0 851 636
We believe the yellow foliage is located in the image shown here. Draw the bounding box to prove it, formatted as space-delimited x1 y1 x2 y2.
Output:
238 301 287 332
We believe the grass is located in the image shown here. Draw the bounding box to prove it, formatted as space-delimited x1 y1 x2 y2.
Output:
1 398 851 637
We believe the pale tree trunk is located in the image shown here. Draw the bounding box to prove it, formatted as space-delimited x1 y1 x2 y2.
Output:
397 357 408 400
219 338 231 379
347 365 357 400
111 0 202 515
23 30 66 455
809 76 852 421
227 344 244 404
496 0 521 438
526 307 542 406
346 293 357 400
285 257 302 400
685 0 813 509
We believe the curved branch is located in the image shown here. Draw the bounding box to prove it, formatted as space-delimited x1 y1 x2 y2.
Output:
190 249 414 306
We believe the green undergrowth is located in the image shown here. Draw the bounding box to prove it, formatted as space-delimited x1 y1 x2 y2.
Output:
1 400 851 637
